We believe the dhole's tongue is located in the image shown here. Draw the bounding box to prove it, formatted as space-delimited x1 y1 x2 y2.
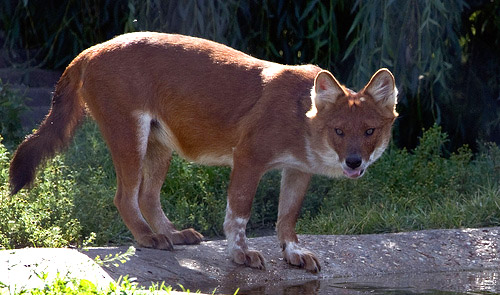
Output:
343 168 362 179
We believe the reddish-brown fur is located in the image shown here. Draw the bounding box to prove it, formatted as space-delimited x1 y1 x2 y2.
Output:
9 32 398 272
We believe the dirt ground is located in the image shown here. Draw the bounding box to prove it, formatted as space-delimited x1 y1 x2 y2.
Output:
79 227 500 294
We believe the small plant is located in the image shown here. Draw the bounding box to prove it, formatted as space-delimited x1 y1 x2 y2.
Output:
93 246 135 268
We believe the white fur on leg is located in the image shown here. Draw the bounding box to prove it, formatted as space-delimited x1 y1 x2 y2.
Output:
224 205 249 253
223 204 266 269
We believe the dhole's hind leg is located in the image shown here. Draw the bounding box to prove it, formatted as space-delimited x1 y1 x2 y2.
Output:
138 130 203 245
103 114 173 250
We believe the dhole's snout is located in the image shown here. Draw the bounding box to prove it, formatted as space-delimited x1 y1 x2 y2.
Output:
342 154 365 179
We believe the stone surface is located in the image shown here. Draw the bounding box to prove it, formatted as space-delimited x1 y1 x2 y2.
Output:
1 227 499 294
82 227 500 294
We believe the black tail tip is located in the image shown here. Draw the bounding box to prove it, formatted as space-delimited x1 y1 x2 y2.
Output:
10 184 23 195
9 172 32 195
10 180 26 195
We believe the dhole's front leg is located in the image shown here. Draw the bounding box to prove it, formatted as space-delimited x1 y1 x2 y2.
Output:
224 157 266 270
277 168 320 272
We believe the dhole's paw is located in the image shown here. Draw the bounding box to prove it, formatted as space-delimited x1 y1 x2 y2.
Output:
138 233 174 250
231 248 266 270
171 228 204 245
283 242 321 273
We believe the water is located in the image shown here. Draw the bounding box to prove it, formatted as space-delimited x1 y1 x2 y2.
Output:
235 270 500 294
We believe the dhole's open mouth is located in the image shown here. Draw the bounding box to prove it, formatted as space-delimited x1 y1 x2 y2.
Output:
343 168 365 179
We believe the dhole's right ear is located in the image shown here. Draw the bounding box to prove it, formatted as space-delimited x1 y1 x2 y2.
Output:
363 68 398 109
308 71 347 117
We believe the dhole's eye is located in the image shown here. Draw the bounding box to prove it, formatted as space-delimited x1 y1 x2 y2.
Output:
365 128 375 136
334 128 344 136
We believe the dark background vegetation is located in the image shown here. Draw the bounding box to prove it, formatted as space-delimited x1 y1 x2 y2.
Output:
1 0 499 150
0 1 499 248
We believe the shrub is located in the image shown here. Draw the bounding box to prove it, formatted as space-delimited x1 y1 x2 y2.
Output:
1 122 499 249
0 136 82 249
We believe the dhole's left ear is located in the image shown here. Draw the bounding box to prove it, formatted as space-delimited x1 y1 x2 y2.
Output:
363 68 398 108
309 71 347 117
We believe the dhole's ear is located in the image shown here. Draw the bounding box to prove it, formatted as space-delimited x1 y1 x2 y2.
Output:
363 68 398 108
308 71 347 117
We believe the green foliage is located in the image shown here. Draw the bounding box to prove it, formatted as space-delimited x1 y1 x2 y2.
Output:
0 1 499 247
1 1 498 150
125 0 243 48
0 80 28 149
0 0 128 68
297 125 500 235
1 121 499 250
161 158 229 236
0 137 82 249
2 273 183 295
344 0 464 148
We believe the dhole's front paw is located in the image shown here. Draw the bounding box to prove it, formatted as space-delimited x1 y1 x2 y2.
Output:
138 233 174 250
231 248 266 270
171 228 204 245
283 242 321 273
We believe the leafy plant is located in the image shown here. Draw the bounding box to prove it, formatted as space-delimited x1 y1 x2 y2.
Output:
93 246 135 268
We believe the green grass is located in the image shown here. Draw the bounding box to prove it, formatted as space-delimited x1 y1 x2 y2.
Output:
1 273 214 294
2 275 170 295
0 122 499 250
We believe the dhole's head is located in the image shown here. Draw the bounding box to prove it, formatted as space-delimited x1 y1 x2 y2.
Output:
308 68 398 179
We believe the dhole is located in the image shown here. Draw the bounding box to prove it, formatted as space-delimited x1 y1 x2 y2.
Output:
10 32 398 272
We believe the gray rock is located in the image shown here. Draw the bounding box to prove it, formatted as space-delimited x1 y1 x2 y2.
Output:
1 227 499 294
83 227 500 293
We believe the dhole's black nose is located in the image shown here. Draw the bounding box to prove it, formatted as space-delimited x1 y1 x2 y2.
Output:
345 155 362 169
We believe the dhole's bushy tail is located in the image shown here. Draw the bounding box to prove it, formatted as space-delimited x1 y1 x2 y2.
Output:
9 67 85 194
